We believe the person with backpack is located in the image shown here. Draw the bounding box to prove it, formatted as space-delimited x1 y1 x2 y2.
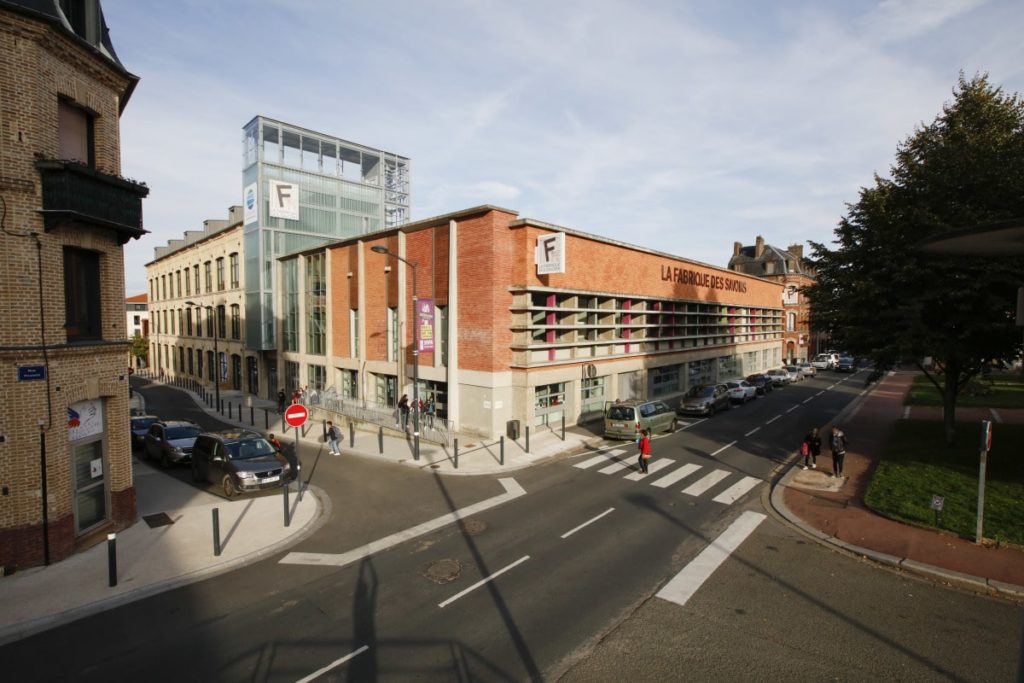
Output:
802 427 822 469
830 425 848 477
326 420 341 456
637 429 651 474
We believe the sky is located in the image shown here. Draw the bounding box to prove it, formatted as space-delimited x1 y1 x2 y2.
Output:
105 0 1024 296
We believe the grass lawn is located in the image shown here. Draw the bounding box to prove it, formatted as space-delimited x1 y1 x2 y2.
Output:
904 372 1024 409
864 420 1024 545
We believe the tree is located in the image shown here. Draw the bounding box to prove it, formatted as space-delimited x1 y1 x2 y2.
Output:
806 74 1024 442
130 333 149 368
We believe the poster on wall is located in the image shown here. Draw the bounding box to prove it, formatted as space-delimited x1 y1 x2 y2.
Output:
243 182 258 225
535 233 566 274
268 179 299 220
417 298 435 352
68 399 104 441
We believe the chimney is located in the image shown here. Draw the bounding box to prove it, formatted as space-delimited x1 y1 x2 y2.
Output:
733 241 742 257
789 244 804 259
755 235 765 258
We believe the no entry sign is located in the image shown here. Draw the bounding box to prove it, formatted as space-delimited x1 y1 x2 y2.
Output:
284 404 308 427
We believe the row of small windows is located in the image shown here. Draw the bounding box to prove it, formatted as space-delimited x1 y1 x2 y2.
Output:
150 304 241 340
149 253 240 302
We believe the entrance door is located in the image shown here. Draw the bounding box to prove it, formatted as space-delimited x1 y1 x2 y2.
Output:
71 440 106 533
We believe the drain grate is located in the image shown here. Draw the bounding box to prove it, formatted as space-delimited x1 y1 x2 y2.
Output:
143 512 174 528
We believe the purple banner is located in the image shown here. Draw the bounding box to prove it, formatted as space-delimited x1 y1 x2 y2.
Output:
417 297 435 352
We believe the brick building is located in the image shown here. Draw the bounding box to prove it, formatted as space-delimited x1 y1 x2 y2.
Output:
280 206 785 439
728 236 816 363
0 0 148 568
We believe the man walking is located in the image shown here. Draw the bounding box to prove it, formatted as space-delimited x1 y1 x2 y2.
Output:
830 424 847 478
326 420 341 456
277 389 286 414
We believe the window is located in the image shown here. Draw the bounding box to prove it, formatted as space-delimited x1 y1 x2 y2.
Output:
787 312 796 331
195 307 202 337
206 308 213 337
349 309 359 358
581 376 606 417
231 304 240 340
283 259 299 352
193 264 200 294
306 254 327 355
217 305 226 339
204 261 213 293
185 308 193 336
58 98 94 167
216 257 225 291
64 248 101 341
184 268 191 296
175 271 182 298
387 307 398 362
229 253 239 288
341 369 358 400
133 315 140 325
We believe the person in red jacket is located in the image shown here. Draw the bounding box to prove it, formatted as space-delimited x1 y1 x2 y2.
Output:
637 429 651 474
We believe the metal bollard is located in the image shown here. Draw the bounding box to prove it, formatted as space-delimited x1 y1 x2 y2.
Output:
107 533 117 587
229 403 233 420
378 426 383 454
283 482 291 527
264 409 269 429
349 422 354 447
250 405 254 425
500 435 505 466
562 415 566 441
454 438 459 469
212 508 221 556
526 426 530 453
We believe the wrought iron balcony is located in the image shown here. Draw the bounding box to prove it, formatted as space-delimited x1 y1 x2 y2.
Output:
35 159 149 243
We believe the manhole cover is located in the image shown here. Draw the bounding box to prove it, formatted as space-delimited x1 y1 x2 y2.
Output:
423 559 461 584
460 519 487 536
143 512 174 528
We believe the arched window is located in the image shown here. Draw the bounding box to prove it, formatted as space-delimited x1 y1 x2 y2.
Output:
787 312 796 331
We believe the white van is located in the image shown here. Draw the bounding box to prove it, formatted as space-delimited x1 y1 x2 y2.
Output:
811 353 838 370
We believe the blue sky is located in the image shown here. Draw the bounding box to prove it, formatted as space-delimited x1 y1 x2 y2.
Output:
107 0 1024 296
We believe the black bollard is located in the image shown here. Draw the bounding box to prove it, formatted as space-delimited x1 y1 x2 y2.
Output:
213 508 221 556
454 438 459 469
500 435 505 466
525 425 530 453
378 426 383 454
561 415 566 441
349 422 354 447
264 409 269 429
107 533 117 587
250 405 254 426
283 482 291 527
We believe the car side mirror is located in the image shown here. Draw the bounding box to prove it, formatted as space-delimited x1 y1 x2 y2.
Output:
212 456 223 463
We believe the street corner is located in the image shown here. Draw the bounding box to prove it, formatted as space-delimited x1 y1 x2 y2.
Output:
787 466 847 492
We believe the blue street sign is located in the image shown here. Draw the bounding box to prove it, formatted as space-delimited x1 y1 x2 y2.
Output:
18 365 46 381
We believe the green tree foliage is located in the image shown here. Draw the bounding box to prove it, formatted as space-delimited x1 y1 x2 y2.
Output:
130 333 149 367
806 74 1024 441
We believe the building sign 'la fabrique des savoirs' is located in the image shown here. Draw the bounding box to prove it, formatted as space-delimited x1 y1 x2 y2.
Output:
661 265 748 293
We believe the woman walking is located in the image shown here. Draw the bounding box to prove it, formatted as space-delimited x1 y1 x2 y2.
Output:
637 429 651 474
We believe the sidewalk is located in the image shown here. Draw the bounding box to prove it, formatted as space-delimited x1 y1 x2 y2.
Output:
770 370 1024 599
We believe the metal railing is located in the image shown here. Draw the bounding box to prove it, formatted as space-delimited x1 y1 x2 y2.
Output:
318 389 452 446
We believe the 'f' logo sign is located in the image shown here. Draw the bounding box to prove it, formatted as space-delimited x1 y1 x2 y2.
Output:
535 233 566 274
268 180 299 220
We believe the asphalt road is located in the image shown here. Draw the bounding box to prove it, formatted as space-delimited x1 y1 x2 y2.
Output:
5 373 1022 681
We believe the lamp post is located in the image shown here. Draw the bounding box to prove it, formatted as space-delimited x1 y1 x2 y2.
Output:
186 300 219 411
371 245 419 461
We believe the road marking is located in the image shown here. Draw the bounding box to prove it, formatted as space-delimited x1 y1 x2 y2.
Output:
816 391 824 397
296 645 370 683
279 478 527 568
651 463 701 489
709 441 736 457
712 476 761 505
990 408 1003 424
802 397 813 404
575 449 626 469
561 508 615 539
625 458 675 480
785 405 798 413
766 415 781 424
439 555 530 608
656 510 766 607
682 469 730 497
598 458 634 474
678 418 707 431
744 427 761 436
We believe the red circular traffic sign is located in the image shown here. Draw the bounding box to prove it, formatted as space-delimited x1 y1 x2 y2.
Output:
284 404 308 427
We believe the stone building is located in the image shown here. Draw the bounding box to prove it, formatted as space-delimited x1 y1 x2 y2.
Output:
728 236 816 363
0 0 148 568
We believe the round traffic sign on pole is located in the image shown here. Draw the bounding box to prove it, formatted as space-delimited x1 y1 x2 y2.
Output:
284 404 308 428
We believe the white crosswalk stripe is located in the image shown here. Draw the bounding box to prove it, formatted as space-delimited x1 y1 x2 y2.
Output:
711 476 760 504
624 458 675 481
682 469 730 497
598 459 634 475
574 449 626 469
651 463 701 489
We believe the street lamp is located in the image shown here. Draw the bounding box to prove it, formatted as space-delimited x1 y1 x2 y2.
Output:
185 300 219 411
371 245 420 461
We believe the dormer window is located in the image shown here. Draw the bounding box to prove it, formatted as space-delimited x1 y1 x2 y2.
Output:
59 0 101 46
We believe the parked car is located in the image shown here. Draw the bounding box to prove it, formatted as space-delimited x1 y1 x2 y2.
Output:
799 363 816 377
678 384 731 416
745 373 774 395
766 368 790 386
143 420 202 468
724 379 757 404
130 414 159 450
811 353 836 370
191 429 291 498
836 356 856 372
604 399 678 440
784 366 804 382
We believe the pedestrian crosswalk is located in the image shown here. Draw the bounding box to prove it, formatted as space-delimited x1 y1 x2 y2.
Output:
572 450 761 506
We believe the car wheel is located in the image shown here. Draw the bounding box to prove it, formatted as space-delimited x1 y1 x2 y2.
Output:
222 475 238 498
191 461 203 483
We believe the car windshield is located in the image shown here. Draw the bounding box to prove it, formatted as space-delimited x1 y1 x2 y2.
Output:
226 438 277 460
688 386 715 398
608 406 635 421
726 382 739 389
132 417 157 430
165 426 201 440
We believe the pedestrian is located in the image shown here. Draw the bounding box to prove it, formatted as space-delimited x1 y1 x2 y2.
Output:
425 397 436 428
398 394 410 431
637 429 651 474
326 420 341 456
829 424 847 477
267 433 282 451
277 389 286 414
804 427 822 469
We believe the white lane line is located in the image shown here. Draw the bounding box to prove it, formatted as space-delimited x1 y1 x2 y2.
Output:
709 441 736 457
802 397 813 404
785 405 798 413
656 511 766 607
561 508 615 539
682 469 730 497
816 391 825 397
439 555 530 608
296 645 370 683
990 408 1003 424
625 458 675 480
599 459 634 475
744 427 761 437
902 406 911 419
678 418 707 431
575 449 626 469
712 476 761 505
280 478 527 568
766 415 782 424
651 463 701 489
